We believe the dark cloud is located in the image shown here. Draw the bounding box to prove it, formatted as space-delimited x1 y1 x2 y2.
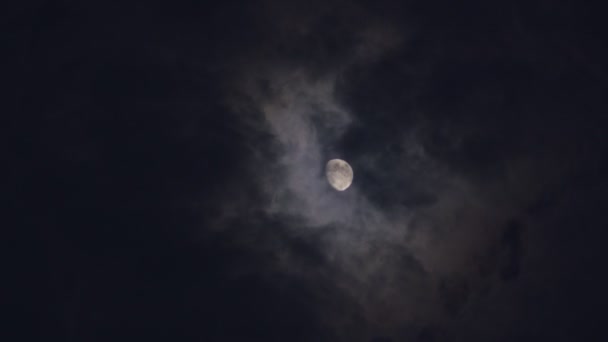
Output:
7 0 608 341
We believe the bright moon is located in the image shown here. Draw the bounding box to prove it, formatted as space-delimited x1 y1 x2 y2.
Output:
326 159 354 191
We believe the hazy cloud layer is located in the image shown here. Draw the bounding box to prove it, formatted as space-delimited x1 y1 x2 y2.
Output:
190 1 608 340
9 0 607 341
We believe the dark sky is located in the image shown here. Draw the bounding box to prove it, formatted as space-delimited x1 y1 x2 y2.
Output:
7 1 608 341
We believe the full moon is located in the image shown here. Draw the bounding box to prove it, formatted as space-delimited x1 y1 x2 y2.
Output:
326 159 354 191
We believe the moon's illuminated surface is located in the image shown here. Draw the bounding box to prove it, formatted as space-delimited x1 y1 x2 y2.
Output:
326 159 354 191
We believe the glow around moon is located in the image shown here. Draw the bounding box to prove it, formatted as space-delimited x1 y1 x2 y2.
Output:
326 159 354 191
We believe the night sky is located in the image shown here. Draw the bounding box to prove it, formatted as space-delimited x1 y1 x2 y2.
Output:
7 1 608 341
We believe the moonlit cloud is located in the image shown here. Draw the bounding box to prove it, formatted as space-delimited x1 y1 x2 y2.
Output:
210 1 606 340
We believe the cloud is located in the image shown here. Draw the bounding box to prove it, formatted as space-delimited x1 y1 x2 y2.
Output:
209 0 607 340
215 14 466 342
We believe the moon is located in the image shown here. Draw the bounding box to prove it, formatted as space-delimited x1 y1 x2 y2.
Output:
326 159 354 191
